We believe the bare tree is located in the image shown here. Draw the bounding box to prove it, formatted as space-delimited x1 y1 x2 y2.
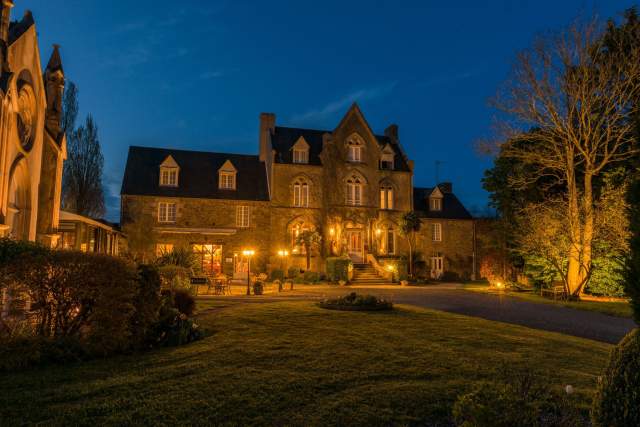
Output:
493 18 640 296
62 115 105 218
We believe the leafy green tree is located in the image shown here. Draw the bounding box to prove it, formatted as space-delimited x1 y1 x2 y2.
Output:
295 230 321 270
399 211 421 278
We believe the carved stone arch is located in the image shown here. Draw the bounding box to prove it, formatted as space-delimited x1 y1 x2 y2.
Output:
345 132 365 147
343 169 368 184
289 172 315 187
379 177 397 190
7 154 32 240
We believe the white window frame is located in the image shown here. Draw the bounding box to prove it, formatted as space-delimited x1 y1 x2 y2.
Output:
432 223 442 242
346 178 363 206
293 181 309 207
236 205 250 228
380 186 394 210
348 145 362 162
158 202 176 223
219 171 236 190
160 168 178 187
293 149 309 164
430 197 442 211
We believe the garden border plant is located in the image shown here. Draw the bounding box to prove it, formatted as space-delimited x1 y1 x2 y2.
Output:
317 292 393 312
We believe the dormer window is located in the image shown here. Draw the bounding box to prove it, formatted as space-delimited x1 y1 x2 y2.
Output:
292 136 310 164
159 155 179 187
430 197 442 211
380 145 394 170
218 160 237 190
347 133 364 162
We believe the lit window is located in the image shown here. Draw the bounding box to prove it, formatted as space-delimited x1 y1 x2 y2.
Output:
386 229 395 254
236 206 250 227
158 202 176 223
156 243 174 257
219 172 236 189
432 223 442 242
293 180 309 207
380 186 394 210
346 176 363 206
293 149 309 164
430 197 442 211
160 168 178 187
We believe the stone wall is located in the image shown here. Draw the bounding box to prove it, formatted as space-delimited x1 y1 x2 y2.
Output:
416 218 475 280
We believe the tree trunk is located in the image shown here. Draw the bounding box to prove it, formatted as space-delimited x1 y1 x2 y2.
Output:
577 172 595 296
305 244 310 270
565 150 583 297
408 236 413 278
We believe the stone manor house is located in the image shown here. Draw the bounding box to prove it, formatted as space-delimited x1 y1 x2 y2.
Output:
121 105 476 280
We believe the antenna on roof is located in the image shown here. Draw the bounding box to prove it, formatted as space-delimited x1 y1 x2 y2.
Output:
435 160 445 184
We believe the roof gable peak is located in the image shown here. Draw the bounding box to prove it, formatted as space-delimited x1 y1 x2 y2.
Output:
333 103 377 143
160 155 179 168
218 159 237 172
430 187 443 198
292 136 310 150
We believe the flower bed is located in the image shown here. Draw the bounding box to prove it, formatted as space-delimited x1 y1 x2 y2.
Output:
317 292 393 311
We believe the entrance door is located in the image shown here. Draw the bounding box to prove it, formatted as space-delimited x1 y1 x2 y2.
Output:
430 256 444 279
347 230 363 263
192 244 222 275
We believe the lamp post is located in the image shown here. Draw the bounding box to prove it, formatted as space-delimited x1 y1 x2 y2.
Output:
386 264 396 283
242 249 255 295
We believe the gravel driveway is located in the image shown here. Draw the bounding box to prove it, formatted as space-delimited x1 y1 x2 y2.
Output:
202 284 637 344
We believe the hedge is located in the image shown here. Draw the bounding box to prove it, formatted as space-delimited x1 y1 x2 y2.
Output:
326 257 352 282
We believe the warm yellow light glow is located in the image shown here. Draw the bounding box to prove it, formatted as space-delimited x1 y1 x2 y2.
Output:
292 247 299 254
495 281 503 288
329 227 335 236
242 249 255 256
277 249 289 257
375 228 382 235
386 265 395 272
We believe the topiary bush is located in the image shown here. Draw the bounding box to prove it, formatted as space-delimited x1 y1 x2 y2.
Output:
253 281 264 295
302 271 320 283
270 269 285 281
326 257 352 282
287 266 301 279
591 329 640 427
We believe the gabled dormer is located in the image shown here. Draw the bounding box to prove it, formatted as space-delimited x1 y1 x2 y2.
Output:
292 136 310 164
380 144 395 170
429 186 443 211
218 160 237 190
159 155 179 187
346 132 365 162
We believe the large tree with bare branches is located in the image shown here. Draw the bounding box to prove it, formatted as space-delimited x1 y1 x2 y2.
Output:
491 12 640 297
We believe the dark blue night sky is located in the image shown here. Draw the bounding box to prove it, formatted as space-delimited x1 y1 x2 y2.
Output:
16 0 637 221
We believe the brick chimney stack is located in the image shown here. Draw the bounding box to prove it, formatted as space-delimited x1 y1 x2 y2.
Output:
384 124 399 143
438 182 453 193
259 113 275 162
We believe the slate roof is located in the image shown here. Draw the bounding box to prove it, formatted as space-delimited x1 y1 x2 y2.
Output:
8 11 35 45
271 126 411 171
413 186 473 219
121 146 269 201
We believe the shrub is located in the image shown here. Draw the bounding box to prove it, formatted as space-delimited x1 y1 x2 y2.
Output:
172 289 196 316
253 281 264 295
591 329 640 427
453 370 582 426
326 257 352 282
130 264 162 347
318 292 393 311
153 291 203 347
157 265 192 291
302 271 320 283
156 246 197 270
287 266 301 278
440 271 460 282
270 269 285 281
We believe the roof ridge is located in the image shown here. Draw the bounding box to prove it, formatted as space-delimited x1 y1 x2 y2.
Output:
129 145 261 159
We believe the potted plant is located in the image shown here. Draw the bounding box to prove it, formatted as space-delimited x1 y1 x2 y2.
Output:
253 281 263 295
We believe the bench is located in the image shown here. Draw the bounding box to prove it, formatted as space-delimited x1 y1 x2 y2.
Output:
540 285 566 300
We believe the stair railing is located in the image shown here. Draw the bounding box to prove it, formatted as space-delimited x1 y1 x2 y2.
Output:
366 254 393 281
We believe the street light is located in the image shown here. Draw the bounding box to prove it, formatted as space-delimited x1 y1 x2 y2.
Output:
242 249 255 295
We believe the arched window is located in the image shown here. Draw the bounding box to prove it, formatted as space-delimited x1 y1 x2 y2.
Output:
293 179 309 207
380 185 394 210
346 175 363 206
347 134 364 162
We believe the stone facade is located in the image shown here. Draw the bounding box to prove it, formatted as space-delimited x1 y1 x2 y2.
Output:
121 104 475 279
0 3 66 246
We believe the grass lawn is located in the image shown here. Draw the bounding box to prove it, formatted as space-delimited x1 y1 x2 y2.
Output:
0 301 612 426
464 282 634 318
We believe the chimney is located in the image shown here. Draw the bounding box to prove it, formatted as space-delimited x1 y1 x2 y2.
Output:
259 113 275 162
384 124 399 143
438 182 453 193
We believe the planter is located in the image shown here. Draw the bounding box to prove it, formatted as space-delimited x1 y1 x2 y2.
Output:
400 280 409 287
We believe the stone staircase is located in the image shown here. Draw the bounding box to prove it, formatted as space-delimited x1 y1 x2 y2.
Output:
351 263 387 284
